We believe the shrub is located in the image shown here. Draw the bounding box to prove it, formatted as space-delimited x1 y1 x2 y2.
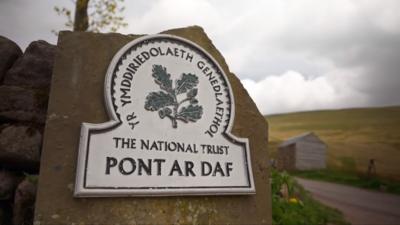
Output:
271 169 349 225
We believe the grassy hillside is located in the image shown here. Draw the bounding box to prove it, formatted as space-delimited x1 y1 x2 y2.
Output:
266 106 400 180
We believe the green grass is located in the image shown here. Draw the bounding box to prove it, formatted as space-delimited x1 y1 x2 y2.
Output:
266 106 400 181
271 169 349 225
291 169 400 195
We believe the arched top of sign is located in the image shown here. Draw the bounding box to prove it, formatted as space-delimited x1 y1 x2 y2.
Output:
104 35 235 136
74 34 255 197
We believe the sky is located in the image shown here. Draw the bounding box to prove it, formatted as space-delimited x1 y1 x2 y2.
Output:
0 0 399 115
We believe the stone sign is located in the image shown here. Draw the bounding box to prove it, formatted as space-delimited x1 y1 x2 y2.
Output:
75 35 255 196
34 26 271 225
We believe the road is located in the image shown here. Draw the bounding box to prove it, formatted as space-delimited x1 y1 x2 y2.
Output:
296 178 400 225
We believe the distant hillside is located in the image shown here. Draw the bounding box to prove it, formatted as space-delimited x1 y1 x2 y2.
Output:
266 106 400 180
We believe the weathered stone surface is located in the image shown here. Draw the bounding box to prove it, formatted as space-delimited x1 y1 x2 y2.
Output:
35 27 271 224
0 125 41 171
0 170 23 200
13 179 36 225
0 86 48 123
0 36 22 83
3 40 56 89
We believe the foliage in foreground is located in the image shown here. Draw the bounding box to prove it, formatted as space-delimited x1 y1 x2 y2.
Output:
292 169 400 195
271 169 349 225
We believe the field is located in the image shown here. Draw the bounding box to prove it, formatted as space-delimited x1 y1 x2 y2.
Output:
266 106 400 180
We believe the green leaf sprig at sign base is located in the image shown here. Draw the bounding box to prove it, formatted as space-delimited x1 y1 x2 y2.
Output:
74 35 255 197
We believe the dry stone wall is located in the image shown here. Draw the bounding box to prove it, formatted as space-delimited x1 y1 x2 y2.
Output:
0 36 55 225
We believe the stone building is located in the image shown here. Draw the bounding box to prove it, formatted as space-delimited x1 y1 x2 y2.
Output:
277 132 326 171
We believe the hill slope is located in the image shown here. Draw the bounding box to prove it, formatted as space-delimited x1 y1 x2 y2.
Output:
266 106 400 180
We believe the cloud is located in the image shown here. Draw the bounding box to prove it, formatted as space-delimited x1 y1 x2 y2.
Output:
122 0 221 34
241 69 369 115
0 0 70 49
271 0 400 108
1 0 399 114
225 0 400 114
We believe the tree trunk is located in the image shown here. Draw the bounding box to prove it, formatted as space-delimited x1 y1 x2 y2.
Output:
73 0 90 31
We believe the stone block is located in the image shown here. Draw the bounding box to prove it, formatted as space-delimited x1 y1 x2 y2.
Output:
0 85 48 124
0 170 23 200
0 125 42 172
0 36 22 83
3 40 56 89
34 27 271 224
13 179 36 225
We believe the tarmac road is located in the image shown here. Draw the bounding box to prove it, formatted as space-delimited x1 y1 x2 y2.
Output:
296 178 400 225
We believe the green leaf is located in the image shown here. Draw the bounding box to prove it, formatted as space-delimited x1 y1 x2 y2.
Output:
152 65 172 92
187 88 198 99
175 73 198 94
178 104 203 122
158 107 172 119
144 91 174 111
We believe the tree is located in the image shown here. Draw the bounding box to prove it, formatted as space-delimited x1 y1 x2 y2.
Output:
73 0 90 31
54 0 127 33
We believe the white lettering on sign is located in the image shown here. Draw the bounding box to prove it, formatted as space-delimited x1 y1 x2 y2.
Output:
74 35 255 197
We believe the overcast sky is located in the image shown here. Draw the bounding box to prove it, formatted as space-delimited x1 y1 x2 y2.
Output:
1 0 399 115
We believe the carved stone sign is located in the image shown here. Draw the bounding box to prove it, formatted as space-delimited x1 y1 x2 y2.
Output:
74 35 255 197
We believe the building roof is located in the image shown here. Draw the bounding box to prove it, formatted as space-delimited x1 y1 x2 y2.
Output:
278 132 325 148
